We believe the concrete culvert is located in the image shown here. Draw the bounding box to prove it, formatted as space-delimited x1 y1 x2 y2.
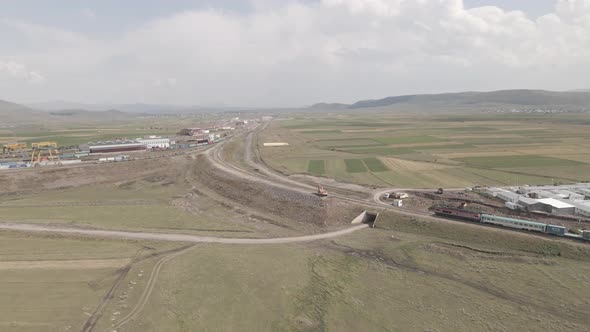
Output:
351 210 378 228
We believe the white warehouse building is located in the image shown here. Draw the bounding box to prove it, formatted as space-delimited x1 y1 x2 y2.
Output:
137 136 171 149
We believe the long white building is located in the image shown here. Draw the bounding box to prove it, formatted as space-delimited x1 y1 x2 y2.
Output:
137 136 170 149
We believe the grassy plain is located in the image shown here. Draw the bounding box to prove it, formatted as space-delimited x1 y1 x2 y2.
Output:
0 231 179 332
456 155 585 168
0 176 286 238
2 115 590 332
116 212 590 332
260 113 590 188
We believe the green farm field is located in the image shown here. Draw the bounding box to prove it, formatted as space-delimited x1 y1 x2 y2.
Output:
260 113 590 188
307 160 325 174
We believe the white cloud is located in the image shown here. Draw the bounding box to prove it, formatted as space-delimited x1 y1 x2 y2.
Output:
0 60 46 84
1 0 590 106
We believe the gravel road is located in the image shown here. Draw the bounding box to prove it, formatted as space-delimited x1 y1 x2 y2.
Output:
0 223 368 244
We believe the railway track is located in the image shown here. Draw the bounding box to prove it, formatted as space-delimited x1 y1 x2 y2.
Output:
207 125 590 245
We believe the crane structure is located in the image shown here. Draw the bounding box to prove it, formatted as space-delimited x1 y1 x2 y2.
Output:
30 141 60 165
2 143 27 154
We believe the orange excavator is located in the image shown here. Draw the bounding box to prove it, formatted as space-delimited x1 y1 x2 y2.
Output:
317 185 328 197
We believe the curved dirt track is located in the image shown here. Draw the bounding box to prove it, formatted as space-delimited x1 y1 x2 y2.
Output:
0 223 368 244
107 245 197 332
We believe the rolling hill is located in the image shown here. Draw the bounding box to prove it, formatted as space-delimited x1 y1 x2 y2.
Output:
0 99 138 124
312 90 590 110
0 99 46 123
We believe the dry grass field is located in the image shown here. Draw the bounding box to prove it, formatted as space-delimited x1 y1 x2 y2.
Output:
108 213 590 332
2 115 590 332
0 231 180 332
260 113 590 188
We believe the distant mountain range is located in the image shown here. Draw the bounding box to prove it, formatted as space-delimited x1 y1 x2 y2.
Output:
25 101 230 114
311 90 590 110
3 89 590 125
0 99 143 124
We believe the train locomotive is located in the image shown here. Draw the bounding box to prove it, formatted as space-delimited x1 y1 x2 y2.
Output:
431 205 583 240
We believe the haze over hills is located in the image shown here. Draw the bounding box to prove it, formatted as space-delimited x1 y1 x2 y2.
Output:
312 90 590 110
25 101 238 114
5 89 590 122
0 100 48 124
0 99 141 125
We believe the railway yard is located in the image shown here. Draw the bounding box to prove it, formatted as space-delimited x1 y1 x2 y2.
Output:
1 114 590 331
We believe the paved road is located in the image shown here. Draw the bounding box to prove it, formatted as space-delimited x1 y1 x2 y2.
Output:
0 223 368 244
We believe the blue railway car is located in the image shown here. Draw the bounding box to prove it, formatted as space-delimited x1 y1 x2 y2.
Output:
545 225 566 236
480 214 547 233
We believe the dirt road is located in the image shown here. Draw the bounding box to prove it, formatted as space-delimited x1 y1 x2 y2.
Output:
0 223 368 244
106 245 196 331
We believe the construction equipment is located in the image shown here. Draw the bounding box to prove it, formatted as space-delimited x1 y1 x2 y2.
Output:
30 141 60 165
391 192 409 199
317 185 328 197
2 143 27 154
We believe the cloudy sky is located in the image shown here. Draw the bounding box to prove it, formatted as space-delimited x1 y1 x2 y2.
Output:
1 0 589 107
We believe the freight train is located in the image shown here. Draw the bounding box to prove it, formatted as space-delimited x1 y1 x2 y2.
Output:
432 205 590 241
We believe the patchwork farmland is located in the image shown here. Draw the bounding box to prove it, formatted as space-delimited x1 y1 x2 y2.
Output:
259 113 590 188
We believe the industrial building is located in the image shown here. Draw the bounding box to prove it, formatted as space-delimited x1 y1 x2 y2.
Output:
573 202 590 217
535 198 576 215
178 128 208 136
87 141 146 154
488 188 520 203
487 184 590 217
137 136 171 149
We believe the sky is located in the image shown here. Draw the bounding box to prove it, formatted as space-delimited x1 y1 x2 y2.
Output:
0 0 589 107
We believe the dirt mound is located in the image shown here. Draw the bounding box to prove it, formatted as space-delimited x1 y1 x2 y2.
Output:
191 155 358 228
